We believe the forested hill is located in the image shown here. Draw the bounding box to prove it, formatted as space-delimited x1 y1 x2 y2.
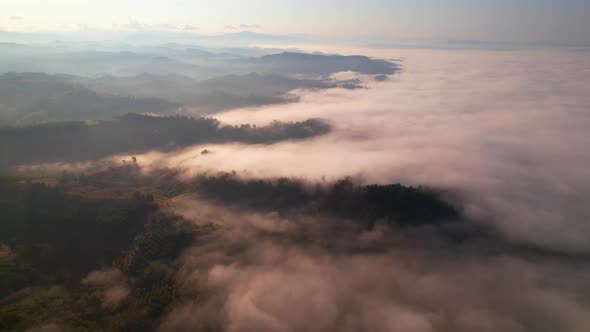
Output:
0 72 179 126
0 170 460 331
0 113 330 168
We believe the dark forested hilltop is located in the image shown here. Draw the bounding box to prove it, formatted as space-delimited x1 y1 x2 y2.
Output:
53 163 460 230
0 113 330 168
0 176 196 331
241 52 399 76
189 173 458 227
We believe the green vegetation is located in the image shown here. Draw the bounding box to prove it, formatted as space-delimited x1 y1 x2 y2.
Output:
0 177 196 331
0 166 459 331
192 173 458 227
0 113 330 167
0 72 179 126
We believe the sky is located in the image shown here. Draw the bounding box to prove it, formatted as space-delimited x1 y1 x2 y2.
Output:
1 0 590 45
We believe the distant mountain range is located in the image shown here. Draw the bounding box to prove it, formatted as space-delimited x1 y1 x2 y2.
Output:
0 50 398 125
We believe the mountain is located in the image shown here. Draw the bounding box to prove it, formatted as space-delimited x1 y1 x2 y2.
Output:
241 52 399 76
0 73 179 126
0 113 330 167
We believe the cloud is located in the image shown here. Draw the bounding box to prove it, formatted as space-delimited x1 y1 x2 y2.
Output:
112 18 180 31
9 16 22 21
15 159 113 176
183 24 199 31
115 17 143 30
157 197 590 332
82 268 130 309
240 24 260 29
130 48 590 253
225 24 261 30
11 46 588 331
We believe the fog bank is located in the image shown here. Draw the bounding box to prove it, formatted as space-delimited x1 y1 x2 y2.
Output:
130 48 590 253
158 197 590 332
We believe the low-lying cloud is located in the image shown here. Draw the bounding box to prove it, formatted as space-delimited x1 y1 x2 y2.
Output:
157 197 590 332
18 47 587 331
225 24 261 30
82 268 130 309
130 48 590 253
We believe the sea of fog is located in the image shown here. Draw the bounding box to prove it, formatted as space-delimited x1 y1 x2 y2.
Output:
30 47 586 331
50 47 588 332
133 48 590 253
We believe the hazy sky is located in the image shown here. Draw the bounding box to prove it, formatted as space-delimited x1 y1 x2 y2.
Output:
2 0 590 45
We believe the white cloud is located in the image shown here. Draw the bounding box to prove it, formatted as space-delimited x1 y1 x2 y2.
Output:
239 24 260 29
82 268 130 309
133 48 590 253
158 197 590 332
183 24 199 31
112 18 181 32
225 23 260 30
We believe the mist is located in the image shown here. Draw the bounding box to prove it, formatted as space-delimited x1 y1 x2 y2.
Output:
3 30 590 331
155 196 590 332
128 48 590 253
